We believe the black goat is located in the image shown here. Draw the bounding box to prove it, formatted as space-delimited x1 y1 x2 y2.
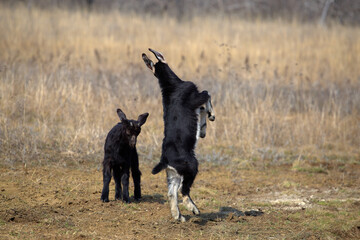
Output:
142 49 215 222
101 109 149 203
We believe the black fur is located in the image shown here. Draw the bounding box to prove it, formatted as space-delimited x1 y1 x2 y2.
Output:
149 57 210 197
101 109 149 203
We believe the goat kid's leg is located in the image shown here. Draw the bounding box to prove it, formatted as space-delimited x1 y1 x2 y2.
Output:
101 167 111 202
113 167 122 201
121 169 130 203
132 168 142 200
166 167 185 222
131 150 141 200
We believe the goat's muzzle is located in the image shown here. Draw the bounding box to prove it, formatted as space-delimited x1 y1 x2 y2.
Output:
129 136 137 148
208 114 215 121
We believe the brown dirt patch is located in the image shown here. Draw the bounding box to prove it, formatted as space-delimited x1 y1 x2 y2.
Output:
0 164 359 239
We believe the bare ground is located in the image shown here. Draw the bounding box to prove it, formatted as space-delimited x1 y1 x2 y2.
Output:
0 162 359 239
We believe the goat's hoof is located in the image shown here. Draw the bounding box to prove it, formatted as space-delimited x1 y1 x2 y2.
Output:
179 215 186 222
101 198 109 203
193 209 200 215
174 214 186 222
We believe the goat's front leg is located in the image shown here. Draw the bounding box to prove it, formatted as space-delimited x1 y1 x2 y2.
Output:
190 90 210 109
113 166 122 201
132 169 141 200
131 150 142 200
121 168 130 203
167 167 185 222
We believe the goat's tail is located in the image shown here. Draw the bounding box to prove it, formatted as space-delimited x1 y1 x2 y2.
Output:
151 162 167 175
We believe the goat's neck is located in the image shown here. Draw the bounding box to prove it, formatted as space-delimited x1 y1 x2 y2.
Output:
156 65 182 89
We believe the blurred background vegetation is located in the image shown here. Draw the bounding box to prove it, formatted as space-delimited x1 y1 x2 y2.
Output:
0 0 359 169
3 0 360 25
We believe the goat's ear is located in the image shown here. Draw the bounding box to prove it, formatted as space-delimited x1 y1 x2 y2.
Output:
142 53 155 73
148 48 166 63
116 108 127 122
137 113 149 126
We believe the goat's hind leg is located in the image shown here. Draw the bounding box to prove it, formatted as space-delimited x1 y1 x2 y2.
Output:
181 176 200 215
166 166 185 222
101 162 112 202
182 195 200 215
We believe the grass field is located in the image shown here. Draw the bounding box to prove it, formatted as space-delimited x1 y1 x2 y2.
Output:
0 3 359 239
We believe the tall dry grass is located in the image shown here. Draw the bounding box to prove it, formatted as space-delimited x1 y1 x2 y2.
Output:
0 4 359 168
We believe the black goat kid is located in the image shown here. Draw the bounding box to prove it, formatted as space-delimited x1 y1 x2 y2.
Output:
142 49 215 222
101 109 149 203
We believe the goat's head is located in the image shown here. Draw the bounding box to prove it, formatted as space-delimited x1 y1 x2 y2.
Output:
197 98 215 139
116 109 149 148
142 48 167 76
198 106 208 138
206 96 215 122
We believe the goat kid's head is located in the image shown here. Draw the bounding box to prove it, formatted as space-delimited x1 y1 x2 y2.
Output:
116 109 149 148
142 48 167 76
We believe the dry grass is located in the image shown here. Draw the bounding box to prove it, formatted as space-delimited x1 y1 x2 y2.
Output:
0 3 359 167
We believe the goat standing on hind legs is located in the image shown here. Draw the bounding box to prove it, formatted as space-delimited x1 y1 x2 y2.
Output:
142 49 215 222
101 109 149 203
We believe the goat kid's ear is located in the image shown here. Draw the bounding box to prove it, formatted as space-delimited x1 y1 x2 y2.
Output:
148 48 166 63
137 113 149 126
116 108 127 122
142 53 155 73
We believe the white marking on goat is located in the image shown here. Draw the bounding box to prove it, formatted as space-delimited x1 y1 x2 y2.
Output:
183 195 200 215
195 107 207 144
166 166 185 222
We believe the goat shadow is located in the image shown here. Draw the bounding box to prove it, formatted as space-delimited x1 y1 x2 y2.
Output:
187 207 264 225
134 194 166 204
